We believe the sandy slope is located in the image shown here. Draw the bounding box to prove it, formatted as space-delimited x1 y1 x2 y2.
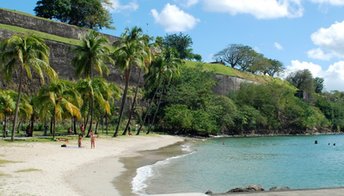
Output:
0 135 184 196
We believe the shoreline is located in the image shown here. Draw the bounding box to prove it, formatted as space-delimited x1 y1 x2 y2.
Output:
0 135 184 196
2 135 344 196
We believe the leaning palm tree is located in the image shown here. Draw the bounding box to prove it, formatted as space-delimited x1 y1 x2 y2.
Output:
122 34 153 135
0 34 57 141
73 30 113 133
37 80 81 139
112 26 148 137
139 48 182 135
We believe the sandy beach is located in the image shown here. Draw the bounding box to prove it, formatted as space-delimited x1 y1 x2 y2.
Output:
0 135 184 196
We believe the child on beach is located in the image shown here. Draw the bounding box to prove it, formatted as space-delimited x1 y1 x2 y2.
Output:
90 130 96 149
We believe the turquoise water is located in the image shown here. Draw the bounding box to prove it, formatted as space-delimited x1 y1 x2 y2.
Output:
141 135 344 194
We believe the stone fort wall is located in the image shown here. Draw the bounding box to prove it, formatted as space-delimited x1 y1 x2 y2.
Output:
0 8 252 95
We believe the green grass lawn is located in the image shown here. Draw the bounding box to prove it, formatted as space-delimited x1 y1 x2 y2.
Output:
0 23 81 46
184 61 275 83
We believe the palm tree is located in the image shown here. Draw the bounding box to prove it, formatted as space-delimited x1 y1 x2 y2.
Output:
138 48 182 135
73 30 113 78
0 34 57 141
37 80 81 139
0 90 15 138
122 35 153 135
112 27 149 137
76 78 114 136
73 30 113 134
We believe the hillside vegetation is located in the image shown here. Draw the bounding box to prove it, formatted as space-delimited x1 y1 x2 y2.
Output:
184 61 280 83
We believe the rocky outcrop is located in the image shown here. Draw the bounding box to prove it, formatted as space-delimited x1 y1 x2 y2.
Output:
228 184 265 193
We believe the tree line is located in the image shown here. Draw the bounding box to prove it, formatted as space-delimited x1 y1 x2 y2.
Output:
214 44 284 77
146 66 343 136
0 26 189 141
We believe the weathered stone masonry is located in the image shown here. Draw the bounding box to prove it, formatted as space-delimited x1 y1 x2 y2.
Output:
0 8 253 95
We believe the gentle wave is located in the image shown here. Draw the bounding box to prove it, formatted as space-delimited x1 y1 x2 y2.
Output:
132 144 194 195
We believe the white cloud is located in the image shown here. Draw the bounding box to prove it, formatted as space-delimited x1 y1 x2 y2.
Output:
274 42 283 50
285 60 323 77
307 48 333 60
310 0 344 5
324 61 344 91
308 21 344 60
203 0 303 19
151 4 200 32
106 0 139 12
285 60 344 91
175 0 199 7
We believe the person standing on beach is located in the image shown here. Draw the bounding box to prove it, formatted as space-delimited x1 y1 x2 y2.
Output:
80 124 85 136
90 130 96 149
78 134 83 148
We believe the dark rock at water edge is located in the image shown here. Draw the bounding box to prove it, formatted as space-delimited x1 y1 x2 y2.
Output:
227 184 265 193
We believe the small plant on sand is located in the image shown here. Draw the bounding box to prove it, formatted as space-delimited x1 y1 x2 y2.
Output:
15 168 42 173
0 159 17 165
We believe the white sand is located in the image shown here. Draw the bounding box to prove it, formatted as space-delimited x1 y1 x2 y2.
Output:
0 135 184 196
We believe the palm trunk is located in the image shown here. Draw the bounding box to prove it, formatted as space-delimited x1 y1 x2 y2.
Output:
95 119 99 134
105 114 109 135
123 69 141 135
11 68 24 141
3 114 7 138
29 113 35 137
73 116 77 134
50 116 53 135
87 97 94 137
147 89 164 134
137 84 160 135
84 100 91 128
114 66 131 137
52 111 56 140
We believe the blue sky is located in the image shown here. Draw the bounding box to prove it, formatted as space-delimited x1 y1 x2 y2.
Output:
2 0 344 91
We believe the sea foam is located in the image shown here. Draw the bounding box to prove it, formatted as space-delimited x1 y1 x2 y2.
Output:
132 144 194 195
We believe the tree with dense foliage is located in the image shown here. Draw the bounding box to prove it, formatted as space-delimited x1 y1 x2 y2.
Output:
34 0 70 20
112 27 148 137
314 77 324 94
214 44 284 76
160 67 220 136
139 47 182 135
163 33 201 61
315 91 344 131
34 0 113 30
213 44 254 68
233 81 328 133
286 69 315 100
0 34 57 141
266 59 284 77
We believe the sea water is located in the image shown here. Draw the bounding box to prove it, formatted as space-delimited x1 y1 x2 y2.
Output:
133 135 344 194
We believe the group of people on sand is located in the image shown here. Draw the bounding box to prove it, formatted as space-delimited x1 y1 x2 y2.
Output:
78 124 96 149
